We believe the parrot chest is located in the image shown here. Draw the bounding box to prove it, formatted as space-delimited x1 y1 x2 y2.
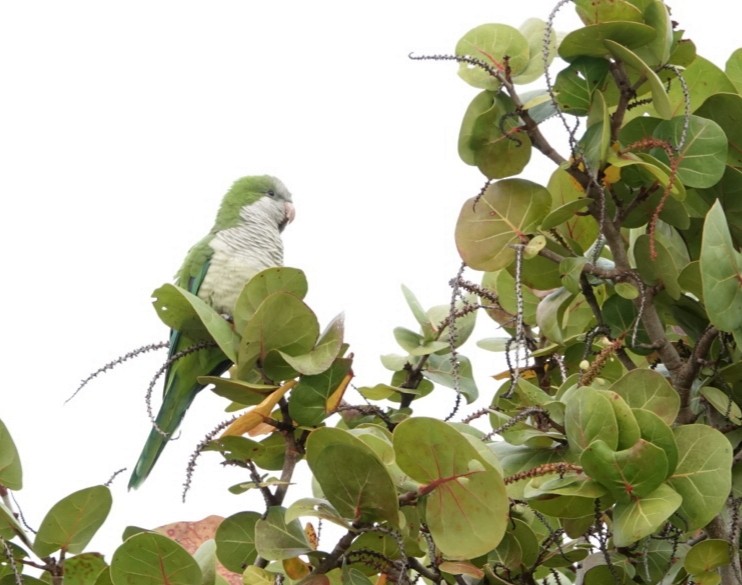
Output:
197 229 283 315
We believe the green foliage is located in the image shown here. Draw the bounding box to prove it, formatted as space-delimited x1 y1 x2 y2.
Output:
5 2 742 585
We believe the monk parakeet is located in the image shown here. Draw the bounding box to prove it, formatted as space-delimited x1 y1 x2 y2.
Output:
128 175 295 489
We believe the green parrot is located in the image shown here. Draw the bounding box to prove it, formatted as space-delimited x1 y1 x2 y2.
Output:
128 175 295 489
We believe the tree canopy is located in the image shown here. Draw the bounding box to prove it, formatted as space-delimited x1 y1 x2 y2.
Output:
3 1 742 584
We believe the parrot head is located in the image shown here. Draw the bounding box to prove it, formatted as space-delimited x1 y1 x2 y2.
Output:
214 175 295 233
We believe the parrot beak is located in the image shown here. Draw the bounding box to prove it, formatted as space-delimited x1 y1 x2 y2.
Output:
285 201 296 224
279 201 296 232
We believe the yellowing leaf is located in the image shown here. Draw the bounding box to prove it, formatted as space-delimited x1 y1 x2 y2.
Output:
222 380 296 437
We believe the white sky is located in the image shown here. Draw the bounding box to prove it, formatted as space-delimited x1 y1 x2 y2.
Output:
1 0 736 560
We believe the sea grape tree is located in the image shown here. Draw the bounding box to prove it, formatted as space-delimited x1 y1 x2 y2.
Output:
3 1 742 584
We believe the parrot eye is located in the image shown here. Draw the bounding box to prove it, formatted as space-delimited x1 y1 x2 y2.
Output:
267 190 276 197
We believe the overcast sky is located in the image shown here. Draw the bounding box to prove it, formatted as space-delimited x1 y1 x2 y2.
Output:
1 0 737 559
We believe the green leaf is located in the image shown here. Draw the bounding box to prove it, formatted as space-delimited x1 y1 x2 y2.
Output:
667 425 732 530
459 91 496 165
59 553 108 585
393 418 508 559
0 419 22 490
558 22 656 62
633 234 682 299
110 532 201 585
423 353 478 403
468 92 532 179
726 48 742 94
564 387 619 453
574 0 644 25
425 296 478 349
289 358 352 426
634 0 673 66
513 18 558 84
652 115 727 189
455 24 530 90
700 386 742 425
632 408 678 475
604 40 672 118
607 151 685 200
695 93 742 170
699 167 742 248
685 539 731 575
525 475 608 519
306 428 399 526
610 368 679 424
614 282 639 299
238 291 319 381
484 269 538 327
0 500 31 547
401 285 433 333
580 439 669 502
203 377 275 406
206 435 285 471
546 169 599 252
280 313 344 375
541 199 591 230
254 507 311 561
233 267 308 331
33 486 112 557
455 178 551 272
700 201 742 342
536 287 595 344
285 498 350 528
490 518 539 571
192 540 217 585
242 566 274 585
604 391 641 449
152 283 237 362
665 56 736 117
214 511 259 573
393 327 448 356
612 483 682 547
580 90 611 170
554 57 609 116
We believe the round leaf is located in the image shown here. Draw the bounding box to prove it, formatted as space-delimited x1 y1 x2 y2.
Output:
455 24 529 90
0 419 22 490
612 484 682 547
455 178 551 271
652 115 728 189
685 539 731 575
254 507 311 561
700 386 742 425
280 313 345 376
666 425 732 530
306 428 399 526
564 387 619 453
152 283 237 362
289 358 352 426
580 439 668 502
110 532 201 585
700 201 742 342
558 22 656 62
238 291 319 380
233 267 308 331
34 486 112 557
393 417 508 559
609 369 679 425
214 511 259 573
468 92 532 179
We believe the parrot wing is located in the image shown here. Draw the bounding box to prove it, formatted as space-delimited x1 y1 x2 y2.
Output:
128 237 231 489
